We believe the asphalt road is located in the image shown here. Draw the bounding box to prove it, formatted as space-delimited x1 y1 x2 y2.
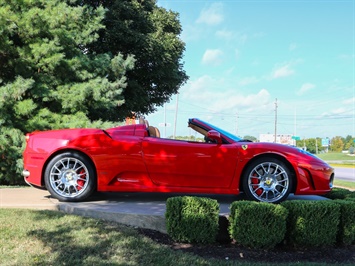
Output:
334 167 355 182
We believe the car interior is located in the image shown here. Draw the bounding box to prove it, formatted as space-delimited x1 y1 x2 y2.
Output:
138 117 161 138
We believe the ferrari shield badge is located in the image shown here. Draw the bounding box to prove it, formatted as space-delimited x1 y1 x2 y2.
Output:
242 145 248 150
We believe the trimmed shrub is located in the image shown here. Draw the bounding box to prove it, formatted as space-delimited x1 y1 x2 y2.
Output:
165 196 219 243
344 197 355 202
345 191 355 199
334 200 355 245
324 187 353 200
281 200 340 247
229 201 288 249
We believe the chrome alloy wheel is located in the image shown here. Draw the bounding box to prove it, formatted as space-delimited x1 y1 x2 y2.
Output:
248 162 289 203
49 157 90 198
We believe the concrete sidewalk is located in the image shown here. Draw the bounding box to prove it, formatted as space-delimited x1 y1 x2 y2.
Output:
0 187 59 210
0 187 328 233
0 187 170 232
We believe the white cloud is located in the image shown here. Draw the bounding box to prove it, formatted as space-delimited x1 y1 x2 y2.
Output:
207 89 272 118
321 107 349 118
184 75 215 95
238 76 259 86
343 97 355 105
212 89 271 112
236 33 248 44
289 43 297 51
332 107 347 114
215 29 233 40
296 83 315 96
180 24 202 42
271 64 295 79
196 3 224 25
202 49 224 66
181 76 271 113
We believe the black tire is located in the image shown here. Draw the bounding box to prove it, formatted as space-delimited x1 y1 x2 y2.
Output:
242 157 293 203
44 152 96 202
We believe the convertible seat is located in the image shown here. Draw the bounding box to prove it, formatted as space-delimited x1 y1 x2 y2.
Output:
148 126 160 138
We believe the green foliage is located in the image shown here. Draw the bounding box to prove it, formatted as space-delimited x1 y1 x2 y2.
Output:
295 135 355 154
0 127 25 185
243 135 257 142
334 200 355 245
330 136 345 152
229 201 288 249
281 200 340 247
165 196 219 244
0 209 214 266
82 0 188 117
324 187 354 200
317 153 347 160
0 0 132 184
296 138 325 154
0 0 188 185
343 135 355 151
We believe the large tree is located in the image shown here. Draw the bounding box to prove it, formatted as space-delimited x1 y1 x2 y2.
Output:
330 136 344 152
81 0 188 117
0 0 134 184
0 0 187 185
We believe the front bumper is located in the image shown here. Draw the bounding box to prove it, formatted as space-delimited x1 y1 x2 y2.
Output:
296 162 334 195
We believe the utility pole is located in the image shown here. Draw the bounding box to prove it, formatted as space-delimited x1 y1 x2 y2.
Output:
164 104 166 138
235 112 238 136
274 98 278 143
173 94 179 139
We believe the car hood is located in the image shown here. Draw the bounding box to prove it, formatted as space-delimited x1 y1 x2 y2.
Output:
238 141 330 166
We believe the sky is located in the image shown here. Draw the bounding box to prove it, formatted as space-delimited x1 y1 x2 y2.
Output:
145 0 355 140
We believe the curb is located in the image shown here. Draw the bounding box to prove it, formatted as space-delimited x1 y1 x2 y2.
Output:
57 204 167 233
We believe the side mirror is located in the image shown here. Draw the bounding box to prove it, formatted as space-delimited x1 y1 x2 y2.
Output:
207 130 222 144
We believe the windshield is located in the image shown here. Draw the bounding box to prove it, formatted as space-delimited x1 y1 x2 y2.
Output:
202 120 242 142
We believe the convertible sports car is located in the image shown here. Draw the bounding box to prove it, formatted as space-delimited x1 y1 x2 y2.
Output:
23 118 334 203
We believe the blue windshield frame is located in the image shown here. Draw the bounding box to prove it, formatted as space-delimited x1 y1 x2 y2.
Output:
201 120 242 142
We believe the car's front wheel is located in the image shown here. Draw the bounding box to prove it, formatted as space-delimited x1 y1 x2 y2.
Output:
44 152 96 202
242 157 293 203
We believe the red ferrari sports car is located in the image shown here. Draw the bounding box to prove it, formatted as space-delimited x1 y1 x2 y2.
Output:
23 118 334 203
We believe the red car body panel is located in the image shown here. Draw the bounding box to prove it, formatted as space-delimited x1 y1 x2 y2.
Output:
23 119 334 198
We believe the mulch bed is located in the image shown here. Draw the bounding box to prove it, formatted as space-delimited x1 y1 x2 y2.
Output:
138 228 355 264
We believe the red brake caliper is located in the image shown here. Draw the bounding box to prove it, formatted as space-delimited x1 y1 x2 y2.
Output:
251 174 262 196
76 169 86 191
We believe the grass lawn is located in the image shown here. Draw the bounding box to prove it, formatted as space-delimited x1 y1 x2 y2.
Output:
2 208 346 266
0 209 297 266
0 209 220 266
5 208 310 266
334 180 355 190
317 152 355 164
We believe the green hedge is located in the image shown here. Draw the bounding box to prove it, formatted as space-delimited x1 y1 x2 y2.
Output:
334 200 355 245
229 201 288 249
281 200 340 247
165 192 354 249
165 196 219 243
324 187 354 200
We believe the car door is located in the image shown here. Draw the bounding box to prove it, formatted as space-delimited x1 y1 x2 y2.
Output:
141 138 238 188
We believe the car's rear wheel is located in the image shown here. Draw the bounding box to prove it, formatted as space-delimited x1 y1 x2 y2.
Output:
242 157 293 203
44 152 96 202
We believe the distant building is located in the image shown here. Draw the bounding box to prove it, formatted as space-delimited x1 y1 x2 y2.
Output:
259 134 295 145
